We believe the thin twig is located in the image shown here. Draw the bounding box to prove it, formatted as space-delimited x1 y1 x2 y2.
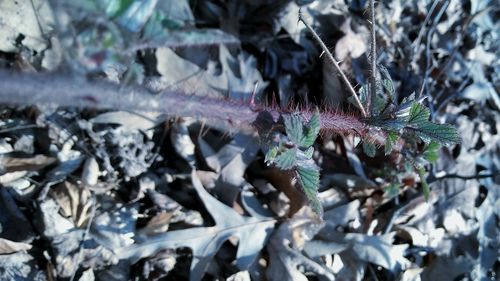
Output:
411 0 439 52
430 173 495 183
69 196 97 281
417 0 450 99
368 0 377 115
0 124 40 134
298 12 367 117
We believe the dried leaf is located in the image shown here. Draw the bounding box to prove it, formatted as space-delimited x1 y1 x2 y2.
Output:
311 231 410 272
0 153 56 175
0 238 32 254
0 0 53 53
117 171 276 281
266 210 334 281
0 252 46 280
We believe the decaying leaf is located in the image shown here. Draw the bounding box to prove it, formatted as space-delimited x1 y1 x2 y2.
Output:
266 208 334 281
116 171 276 281
50 181 92 228
0 238 32 254
0 0 53 53
0 252 46 281
0 153 56 175
308 231 410 272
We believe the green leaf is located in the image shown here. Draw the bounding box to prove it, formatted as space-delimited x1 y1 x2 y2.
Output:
411 123 460 145
416 165 430 201
384 183 401 198
303 147 314 159
406 102 460 145
422 141 440 163
384 131 399 155
358 85 369 105
264 146 279 164
363 142 376 158
366 115 407 130
274 148 297 170
296 165 322 216
300 109 320 147
102 0 134 17
116 0 159 32
373 91 388 115
283 114 303 145
382 79 395 99
379 65 396 102
408 102 430 125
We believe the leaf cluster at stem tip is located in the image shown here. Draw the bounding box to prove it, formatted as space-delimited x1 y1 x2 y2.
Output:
264 109 323 216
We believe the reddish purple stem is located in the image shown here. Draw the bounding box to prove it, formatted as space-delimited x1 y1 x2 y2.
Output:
0 69 366 136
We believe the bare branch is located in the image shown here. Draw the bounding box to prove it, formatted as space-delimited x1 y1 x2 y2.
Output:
369 0 377 115
298 12 367 118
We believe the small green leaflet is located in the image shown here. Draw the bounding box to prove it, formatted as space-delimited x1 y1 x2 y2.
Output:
264 146 279 163
102 0 134 17
406 102 460 145
363 142 376 158
303 146 314 159
412 123 460 146
283 114 303 145
384 131 399 155
274 148 297 170
384 183 401 199
101 0 159 32
296 165 322 216
301 109 321 147
283 110 321 148
408 102 431 125
359 84 369 105
378 65 396 103
266 111 323 216
422 141 440 163
416 165 430 201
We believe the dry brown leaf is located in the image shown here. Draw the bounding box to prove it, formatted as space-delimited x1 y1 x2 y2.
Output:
0 154 56 175
50 181 92 228
138 212 173 236
262 167 306 217
0 238 32 254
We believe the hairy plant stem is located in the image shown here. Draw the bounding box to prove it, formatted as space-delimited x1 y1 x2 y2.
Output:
0 69 367 137
369 0 377 115
298 13 367 118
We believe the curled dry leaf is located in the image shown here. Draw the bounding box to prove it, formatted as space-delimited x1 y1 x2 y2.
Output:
0 154 56 175
0 238 32 254
117 171 276 281
266 208 334 281
50 181 92 228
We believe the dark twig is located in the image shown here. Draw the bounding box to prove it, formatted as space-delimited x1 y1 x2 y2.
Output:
368 0 377 116
430 173 495 183
298 12 367 117
0 124 40 134
411 0 439 52
418 0 450 99
69 196 97 281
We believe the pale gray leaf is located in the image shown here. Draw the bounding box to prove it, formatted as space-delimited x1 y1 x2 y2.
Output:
116 171 275 281
90 111 162 131
0 252 46 281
